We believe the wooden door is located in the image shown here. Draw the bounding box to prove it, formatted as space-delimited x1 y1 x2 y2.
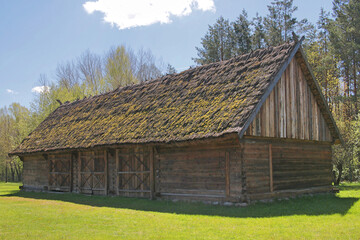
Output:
116 147 150 197
48 154 71 192
79 151 107 195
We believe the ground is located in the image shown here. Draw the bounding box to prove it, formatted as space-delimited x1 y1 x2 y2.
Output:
0 182 359 239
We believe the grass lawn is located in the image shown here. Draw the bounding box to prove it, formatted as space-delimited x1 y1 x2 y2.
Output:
0 182 360 239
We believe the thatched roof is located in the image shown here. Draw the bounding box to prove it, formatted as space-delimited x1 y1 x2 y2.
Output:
9 40 340 155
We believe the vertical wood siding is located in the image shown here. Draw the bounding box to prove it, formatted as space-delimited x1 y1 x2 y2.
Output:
245 58 333 142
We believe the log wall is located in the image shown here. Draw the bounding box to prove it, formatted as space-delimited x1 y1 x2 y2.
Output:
245 58 333 142
242 138 333 201
22 155 48 191
20 135 333 202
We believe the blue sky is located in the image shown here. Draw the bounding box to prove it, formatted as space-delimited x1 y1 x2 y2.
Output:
0 0 333 109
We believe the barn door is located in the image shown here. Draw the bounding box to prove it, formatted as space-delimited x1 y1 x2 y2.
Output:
116 147 150 197
48 154 72 192
79 151 107 195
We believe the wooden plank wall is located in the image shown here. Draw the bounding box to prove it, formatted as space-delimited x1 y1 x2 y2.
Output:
78 150 107 195
155 137 242 201
48 153 72 192
156 147 226 198
22 155 48 190
115 147 151 198
242 142 270 195
242 139 332 199
271 142 332 191
245 58 332 142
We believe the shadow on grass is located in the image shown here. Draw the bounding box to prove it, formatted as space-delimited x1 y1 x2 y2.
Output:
2 187 358 219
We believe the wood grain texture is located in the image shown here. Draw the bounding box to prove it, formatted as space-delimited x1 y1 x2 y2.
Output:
245 58 333 142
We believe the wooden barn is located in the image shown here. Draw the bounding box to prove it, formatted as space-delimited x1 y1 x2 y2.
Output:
9 39 342 203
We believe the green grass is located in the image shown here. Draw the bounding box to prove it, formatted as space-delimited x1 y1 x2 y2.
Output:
0 182 360 239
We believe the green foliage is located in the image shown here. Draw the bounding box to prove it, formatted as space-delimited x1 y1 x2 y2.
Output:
194 17 234 65
1 182 360 239
194 1 311 65
264 0 299 45
104 46 137 89
251 13 266 49
232 10 252 55
0 103 30 181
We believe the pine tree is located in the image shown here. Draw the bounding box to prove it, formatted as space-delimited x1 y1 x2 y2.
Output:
193 17 233 65
232 9 252 55
264 0 298 45
329 0 360 118
251 13 266 49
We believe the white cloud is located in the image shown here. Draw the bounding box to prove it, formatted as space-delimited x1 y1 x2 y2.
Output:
6 89 18 94
83 0 215 29
31 86 50 94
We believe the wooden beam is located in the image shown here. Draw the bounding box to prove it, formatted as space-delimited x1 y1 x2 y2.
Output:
70 153 73 192
269 144 273 193
47 154 50 190
104 150 108 195
115 149 119 196
150 147 155 200
78 151 81 193
225 152 230 198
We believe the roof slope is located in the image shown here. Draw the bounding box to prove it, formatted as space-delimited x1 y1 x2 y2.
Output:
12 42 300 155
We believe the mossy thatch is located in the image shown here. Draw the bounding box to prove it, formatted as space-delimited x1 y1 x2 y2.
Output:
11 42 298 154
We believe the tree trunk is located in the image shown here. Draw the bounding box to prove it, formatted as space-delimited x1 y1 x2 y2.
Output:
5 161 8 183
14 162 21 182
10 161 15 182
353 58 357 115
335 163 343 186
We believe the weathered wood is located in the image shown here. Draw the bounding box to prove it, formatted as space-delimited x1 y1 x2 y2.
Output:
225 152 230 198
245 57 333 142
239 37 304 139
269 144 273 193
78 151 81 193
150 146 155 200
104 150 108 195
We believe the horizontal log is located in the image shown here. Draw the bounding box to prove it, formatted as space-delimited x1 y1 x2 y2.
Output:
118 171 150 174
160 192 225 198
117 189 151 193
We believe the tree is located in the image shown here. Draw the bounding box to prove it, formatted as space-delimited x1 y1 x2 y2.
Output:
193 17 234 65
0 103 31 182
264 0 298 45
232 9 252 55
77 50 105 95
329 0 360 118
166 64 177 74
251 13 266 49
56 61 80 91
129 48 163 82
104 46 137 90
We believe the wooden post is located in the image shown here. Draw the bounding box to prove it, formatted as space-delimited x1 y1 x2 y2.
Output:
70 153 73 192
150 147 155 200
78 151 81 193
104 150 108 196
115 149 119 196
269 144 273 192
225 152 230 198
44 154 50 190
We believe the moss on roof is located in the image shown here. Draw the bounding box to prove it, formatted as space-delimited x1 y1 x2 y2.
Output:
11 42 297 154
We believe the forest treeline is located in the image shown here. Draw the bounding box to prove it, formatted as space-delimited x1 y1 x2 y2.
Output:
1 0 359 183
